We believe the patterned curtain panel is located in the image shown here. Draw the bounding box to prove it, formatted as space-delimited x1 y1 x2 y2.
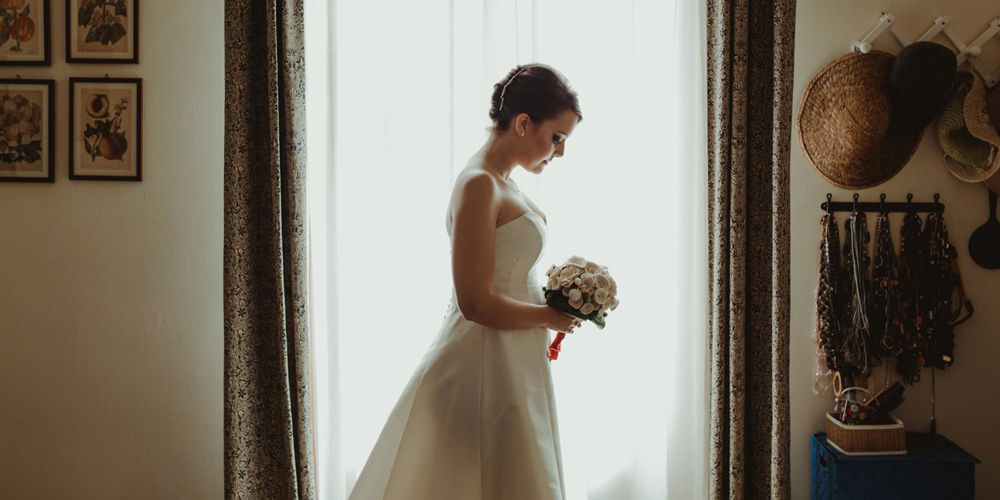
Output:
707 0 795 499
224 0 315 498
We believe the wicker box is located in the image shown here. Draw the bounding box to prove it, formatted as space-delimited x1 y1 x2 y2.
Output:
811 432 979 500
824 412 906 456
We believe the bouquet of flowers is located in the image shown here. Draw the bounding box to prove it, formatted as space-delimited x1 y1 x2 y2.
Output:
543 256 620 360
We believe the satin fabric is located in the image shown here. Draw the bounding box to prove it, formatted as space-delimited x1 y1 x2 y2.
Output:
349 212 565 500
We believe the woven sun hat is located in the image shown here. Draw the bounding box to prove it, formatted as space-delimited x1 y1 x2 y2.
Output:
938 71 1000 182
888 41 958 134
982 86 1000 193
797 50 922 189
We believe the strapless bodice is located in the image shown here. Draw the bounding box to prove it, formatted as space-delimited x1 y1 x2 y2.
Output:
450 211 547 308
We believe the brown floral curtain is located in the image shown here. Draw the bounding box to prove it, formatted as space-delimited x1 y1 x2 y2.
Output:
707 0 795 499
224 0 315 498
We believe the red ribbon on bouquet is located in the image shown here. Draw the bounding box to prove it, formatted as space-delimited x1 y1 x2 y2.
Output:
548 332 567 361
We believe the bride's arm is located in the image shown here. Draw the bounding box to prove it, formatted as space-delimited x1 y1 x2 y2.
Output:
451 173 573 331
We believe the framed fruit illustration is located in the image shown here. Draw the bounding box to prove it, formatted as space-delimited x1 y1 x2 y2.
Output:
0 0 51 66
0 78 54 182
69 77 141 180
66 0 137 64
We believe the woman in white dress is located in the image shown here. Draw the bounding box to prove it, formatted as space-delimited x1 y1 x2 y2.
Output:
348 63 583 500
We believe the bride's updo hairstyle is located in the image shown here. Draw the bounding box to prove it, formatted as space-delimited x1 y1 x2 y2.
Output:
489 63 582 133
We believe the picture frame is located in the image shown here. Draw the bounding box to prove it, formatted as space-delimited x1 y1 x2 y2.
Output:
0 0 51 66
66 0 138 64
0 78 55 182
69 77 141 181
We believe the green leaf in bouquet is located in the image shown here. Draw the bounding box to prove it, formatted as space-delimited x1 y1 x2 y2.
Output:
591 314 606 330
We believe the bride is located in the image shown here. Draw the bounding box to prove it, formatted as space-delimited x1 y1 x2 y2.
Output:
349 63 582 500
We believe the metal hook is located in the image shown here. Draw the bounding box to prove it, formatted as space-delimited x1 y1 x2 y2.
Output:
853 193 860 212
826 193 833 214
880 193 887 213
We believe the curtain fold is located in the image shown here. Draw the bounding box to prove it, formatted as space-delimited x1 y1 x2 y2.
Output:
224 0 315 498
707 0 795 499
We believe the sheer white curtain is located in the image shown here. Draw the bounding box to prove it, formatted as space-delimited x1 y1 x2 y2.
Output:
305 1 708 498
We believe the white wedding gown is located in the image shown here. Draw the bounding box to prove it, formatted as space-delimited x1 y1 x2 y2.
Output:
348 211 565 500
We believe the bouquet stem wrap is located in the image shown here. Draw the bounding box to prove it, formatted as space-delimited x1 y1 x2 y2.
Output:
548 332 567 361
543 256 619 361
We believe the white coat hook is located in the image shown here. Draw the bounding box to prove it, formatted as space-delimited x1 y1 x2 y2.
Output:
852 13 1000 88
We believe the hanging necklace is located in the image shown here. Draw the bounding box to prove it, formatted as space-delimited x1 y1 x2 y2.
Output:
842 210 873 379
871 210 898 362
896 210 924 384
815 210 842 394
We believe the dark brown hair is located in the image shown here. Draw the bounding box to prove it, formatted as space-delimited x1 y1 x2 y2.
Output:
489 63 582 132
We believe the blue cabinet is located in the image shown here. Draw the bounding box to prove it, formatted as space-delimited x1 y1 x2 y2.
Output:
812 432 980 499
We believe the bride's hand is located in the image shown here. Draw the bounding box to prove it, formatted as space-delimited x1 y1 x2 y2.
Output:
545 307 582 333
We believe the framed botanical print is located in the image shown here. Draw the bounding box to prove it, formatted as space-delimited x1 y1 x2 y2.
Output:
0 79 54 182
66 0 138 64
0 0 51 66
69 77 141 180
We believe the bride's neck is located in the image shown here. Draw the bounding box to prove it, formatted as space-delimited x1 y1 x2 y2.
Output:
480 136 518 180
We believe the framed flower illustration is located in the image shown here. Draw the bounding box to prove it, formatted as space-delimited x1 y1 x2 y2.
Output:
70 77 141 180
0 79 55 182
0 0 51 66
66 0 138 64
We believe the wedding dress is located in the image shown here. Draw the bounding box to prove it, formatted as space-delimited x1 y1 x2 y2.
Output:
348 211 565 500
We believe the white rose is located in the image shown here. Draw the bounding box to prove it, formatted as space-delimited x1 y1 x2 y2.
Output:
559 266 580 281
547 274 560 290
579 275 595 293
546 264 558 277
594 274 611 290
585 261 600 275
568 289 582 302
594 288 609 305
569 296 584 309
567 255 587 267
610 297 620 311
581 303 595 315
562 287 571 297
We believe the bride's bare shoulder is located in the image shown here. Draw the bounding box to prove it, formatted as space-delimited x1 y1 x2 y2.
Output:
446 166 500 233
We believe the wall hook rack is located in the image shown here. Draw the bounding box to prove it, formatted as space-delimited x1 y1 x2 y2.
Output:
820 193 945 214
852 13 1000 87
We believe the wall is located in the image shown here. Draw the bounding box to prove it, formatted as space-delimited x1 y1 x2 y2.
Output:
0 1 223 498
791 1 1000 498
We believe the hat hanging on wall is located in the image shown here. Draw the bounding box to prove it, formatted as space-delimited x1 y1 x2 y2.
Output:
938 71 1000 183
797 50 922 190
982 87 1000 193
888 41 958 134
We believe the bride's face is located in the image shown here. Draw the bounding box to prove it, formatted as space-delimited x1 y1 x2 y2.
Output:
517 109 579 174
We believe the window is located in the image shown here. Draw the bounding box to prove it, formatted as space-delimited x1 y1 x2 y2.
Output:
305 1 707 498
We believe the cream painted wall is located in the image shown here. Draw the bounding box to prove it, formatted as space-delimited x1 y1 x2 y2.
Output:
791 1 1000 498
0 1 223 498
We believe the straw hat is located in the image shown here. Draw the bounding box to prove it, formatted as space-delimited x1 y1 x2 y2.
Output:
982 86 1000 193
797 51 922 189
938 71 1000 182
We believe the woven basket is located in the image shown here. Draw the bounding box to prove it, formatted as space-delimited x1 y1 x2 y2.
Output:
825 413 906 456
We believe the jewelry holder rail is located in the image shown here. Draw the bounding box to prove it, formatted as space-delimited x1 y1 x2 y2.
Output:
820 193 945 214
